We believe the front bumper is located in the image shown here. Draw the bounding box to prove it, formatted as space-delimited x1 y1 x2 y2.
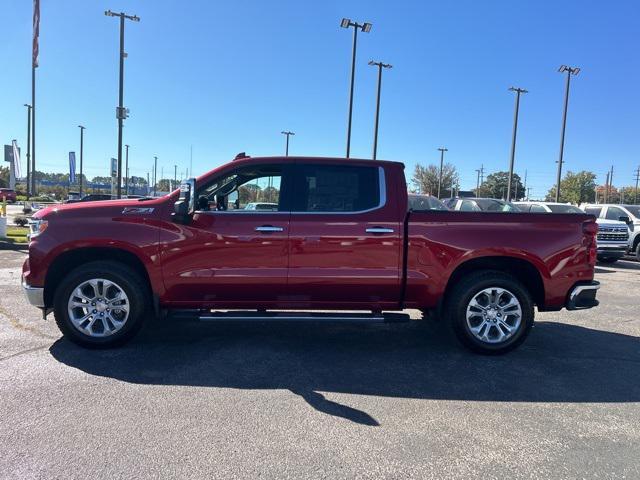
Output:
597 244 628 258
566 281 600 310
22 280 45 308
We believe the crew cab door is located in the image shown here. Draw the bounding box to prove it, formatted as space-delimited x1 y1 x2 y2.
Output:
160 162 293 307
286 162 403 309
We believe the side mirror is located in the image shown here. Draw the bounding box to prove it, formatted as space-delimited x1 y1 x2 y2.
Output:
173 178 196 224
619 215 631 224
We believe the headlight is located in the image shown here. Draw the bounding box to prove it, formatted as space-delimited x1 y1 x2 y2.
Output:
28 219 48 239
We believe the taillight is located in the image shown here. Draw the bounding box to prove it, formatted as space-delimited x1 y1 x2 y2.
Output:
583 220 598 266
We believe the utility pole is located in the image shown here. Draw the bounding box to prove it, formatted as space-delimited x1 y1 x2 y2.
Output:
105 10 140 199
507 87 527 201
174 164 177 189
634 166 640 204
78 125 85 197
527 187 532 200
475 164 484 196
153 156 158 196
604 171 610 203
609 165 614 203
340 18 372 158
555 65 580 202
281 131 295 156
368 60 392 160
146 171 150 195
522 169 527 200
124 144 130 195
437 147 448 199
23 104 32 196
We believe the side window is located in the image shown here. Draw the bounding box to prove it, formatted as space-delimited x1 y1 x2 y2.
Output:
585 206 602 217
530 204 547 213
197 164 284 212
459 200 479 212
294 164 380 212
605 206 626 221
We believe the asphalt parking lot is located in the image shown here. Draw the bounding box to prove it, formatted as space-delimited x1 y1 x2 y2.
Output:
0 249 638 479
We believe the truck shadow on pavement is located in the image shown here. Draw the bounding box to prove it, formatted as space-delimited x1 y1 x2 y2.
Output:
49 320 640 426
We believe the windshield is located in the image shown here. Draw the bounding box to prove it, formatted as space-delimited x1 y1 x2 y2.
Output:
408 194 448 211
476 199 521 212
622 205 640 219
547 204 584 214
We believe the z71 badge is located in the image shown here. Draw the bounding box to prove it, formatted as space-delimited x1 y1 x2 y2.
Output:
122 207 155 215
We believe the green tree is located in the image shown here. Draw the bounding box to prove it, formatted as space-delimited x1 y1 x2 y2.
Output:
546 171 596 204
478 171 524 200
411 163 458 197
91 176 112 184
619 186 640 204
0 166 8 188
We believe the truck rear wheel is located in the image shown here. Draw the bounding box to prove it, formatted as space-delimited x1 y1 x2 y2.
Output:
445 271 534 355
53 261 149 348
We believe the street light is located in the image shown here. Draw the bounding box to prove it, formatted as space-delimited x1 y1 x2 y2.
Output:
281 131 295 156
23 104 32 196
437 147 448 199
507 86 527 201
78 125 86 197
368 61 392 160
554 65 580 202
340 18 372 158
124 144 130 195
105 9 140 199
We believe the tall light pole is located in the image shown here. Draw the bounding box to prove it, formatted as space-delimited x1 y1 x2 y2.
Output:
555 65 580 202
437 147 448 199
78 125 85 197
105 9 140 199
281 131 295 156
174 164 177 189
124 144 130 195
24 104 32 196
368 60 392 160
153 156 158 197
340 18 372 158
507 86 527 201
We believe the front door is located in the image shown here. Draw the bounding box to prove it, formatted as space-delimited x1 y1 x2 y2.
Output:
286 162 402 310
160 162 292 308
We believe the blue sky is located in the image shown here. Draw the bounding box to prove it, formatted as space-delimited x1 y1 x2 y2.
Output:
1 0 639 197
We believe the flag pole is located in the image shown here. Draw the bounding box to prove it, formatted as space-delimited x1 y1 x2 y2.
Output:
31 0 39 196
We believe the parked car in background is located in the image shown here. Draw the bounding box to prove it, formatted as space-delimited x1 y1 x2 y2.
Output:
0 188 17 203
515 201 630 264
408 194 448 211
244 202 279 211
66 194 113 204
580 204 640 260
444 197 521 212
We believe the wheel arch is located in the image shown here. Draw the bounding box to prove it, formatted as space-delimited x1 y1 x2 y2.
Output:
44 247 155 308
443 255 545 308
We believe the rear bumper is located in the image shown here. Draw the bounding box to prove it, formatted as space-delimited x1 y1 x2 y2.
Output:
566 281 600 311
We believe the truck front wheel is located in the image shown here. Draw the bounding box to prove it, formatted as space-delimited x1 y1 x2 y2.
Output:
53 261 149 348
446 271 534 355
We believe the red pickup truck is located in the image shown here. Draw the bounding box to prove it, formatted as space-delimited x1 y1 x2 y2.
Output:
22 156 600 354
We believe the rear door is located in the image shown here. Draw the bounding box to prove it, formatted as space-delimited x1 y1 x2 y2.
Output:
286 162 402 309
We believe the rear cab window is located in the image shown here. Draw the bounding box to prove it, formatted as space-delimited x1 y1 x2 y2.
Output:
293 164 381 212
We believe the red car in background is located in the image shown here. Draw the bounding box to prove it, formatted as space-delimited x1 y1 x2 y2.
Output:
0 188 17 203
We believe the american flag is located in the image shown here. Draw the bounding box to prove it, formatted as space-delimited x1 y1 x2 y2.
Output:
33 0 40 68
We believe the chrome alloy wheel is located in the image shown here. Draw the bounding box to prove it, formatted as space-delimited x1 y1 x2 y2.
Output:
67 278 130 337
465 287 522 344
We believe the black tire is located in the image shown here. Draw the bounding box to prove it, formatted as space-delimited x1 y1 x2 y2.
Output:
445 270 534 355
635 241 640 262
597 257 619 264
53 261 150 348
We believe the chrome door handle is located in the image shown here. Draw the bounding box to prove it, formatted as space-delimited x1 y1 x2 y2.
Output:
366 227 395 234
255 225 284 233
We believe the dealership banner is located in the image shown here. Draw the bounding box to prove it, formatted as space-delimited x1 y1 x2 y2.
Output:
69 151 76 184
